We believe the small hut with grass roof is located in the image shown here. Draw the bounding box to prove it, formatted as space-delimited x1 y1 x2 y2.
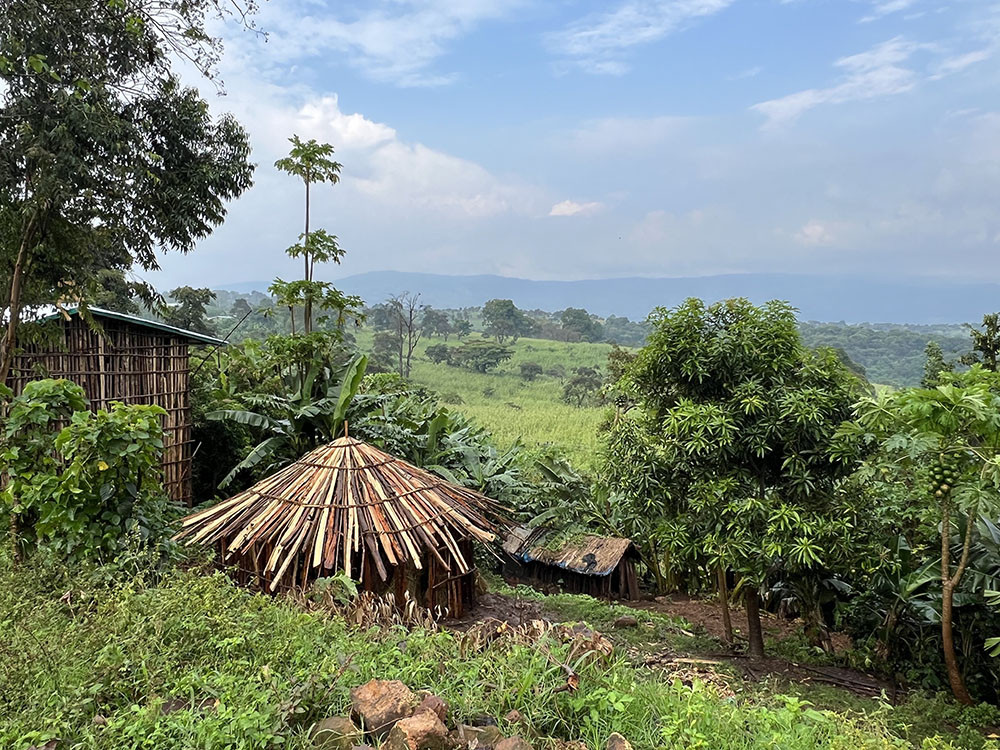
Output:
176 436 507 616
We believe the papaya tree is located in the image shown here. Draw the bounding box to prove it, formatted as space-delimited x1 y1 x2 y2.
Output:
845 366 1000 704
271 137 360 334
603 298 864 657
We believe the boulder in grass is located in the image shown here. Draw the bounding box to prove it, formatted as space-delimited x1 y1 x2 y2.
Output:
495 738 533 750
350 680 417 736
311 717 363 750
605 733 633 750
415 692 449 722
612 615 639 629
385 710 449 750
453 724 504 747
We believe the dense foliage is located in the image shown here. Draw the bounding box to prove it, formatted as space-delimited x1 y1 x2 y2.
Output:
603 299 869 656
1 379 175 562
842 367 1000 703
0 0 254 380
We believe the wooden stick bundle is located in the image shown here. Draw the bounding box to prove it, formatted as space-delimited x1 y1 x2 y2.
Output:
176 437 508 594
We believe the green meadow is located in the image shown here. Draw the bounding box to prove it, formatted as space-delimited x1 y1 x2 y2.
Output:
355 331 613 469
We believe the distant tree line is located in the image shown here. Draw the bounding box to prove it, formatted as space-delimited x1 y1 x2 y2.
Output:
121 287 991 389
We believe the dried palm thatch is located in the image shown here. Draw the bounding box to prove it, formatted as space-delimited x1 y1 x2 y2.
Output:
176 437 507 613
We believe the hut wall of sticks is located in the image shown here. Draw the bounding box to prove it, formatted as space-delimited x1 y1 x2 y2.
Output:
502 525 641 601
176 437 509 618
6 306 224 506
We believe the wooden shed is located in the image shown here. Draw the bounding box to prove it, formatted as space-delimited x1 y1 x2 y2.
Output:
502 525 641 600
175 437 509 617
6 306 224 506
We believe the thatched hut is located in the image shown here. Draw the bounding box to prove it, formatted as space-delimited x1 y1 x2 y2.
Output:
176 437 508 617
6 305 224 506
502 525 641 601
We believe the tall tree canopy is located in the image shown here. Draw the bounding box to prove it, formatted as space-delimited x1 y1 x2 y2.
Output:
604 298 865 657
482 299 534 344
0 0 255 381
165 286 216 335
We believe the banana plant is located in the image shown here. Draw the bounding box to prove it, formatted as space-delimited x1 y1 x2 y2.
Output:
208 353 367 488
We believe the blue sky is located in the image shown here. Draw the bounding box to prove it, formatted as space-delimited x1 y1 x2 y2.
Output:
153 0 1000 289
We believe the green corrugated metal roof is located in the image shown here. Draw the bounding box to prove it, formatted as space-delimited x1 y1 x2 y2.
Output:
37 306 226 346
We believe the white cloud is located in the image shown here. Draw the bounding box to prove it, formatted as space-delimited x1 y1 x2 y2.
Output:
752 37 920 127
567 115 691 153
549 200 604 216
860 0 919 24
729 65 763 80
930 49 992 79
238 0 524 87
547 0 736 74
793 220 837 246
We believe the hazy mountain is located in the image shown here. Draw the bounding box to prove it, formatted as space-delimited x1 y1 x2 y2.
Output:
218 271 999 324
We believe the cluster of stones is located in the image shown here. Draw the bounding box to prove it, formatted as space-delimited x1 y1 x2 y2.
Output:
311 679 633 750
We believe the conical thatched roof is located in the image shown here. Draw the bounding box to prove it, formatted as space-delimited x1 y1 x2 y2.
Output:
177 437 507 592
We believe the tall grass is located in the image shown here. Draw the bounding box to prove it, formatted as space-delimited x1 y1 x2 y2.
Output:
0 562 964 750
356 331 613 469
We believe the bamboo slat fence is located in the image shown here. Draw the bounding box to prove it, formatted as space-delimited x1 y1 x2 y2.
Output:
176 437 509 616
7 313 201 506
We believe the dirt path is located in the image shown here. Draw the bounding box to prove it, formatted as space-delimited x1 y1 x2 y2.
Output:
627 593 852 653
450 590 892 700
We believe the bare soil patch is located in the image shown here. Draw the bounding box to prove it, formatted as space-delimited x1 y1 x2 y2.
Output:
628 593 852 653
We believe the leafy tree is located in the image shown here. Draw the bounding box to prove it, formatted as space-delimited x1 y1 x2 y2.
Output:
451 340 513 373
482 299 533 344
425 343 453 365
90 269 156 315
847 366 1000 704
606 344 637 389
922 341 954 388
271 137 360 334
604 298 863 658
0 0 254 382
962 313 1000 372
229 298 252 319
520 361 543 382
562 366 602 407
560 307 604 343
453 318 473 339
421 307 452 340
165 287 216 335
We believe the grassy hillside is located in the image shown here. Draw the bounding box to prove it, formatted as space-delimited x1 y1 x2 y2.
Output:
356 332 612 469
1 559 982 749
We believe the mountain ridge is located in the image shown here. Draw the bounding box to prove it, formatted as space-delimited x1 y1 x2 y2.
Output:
217 271 999 324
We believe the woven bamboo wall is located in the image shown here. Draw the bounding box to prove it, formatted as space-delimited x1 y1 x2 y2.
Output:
7 315 194 506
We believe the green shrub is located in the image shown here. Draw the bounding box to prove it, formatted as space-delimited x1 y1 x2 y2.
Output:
1 379 176 563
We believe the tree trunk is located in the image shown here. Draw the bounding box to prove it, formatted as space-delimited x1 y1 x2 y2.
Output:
717 566 733 645
939 496 976 705
303 177 312 334
746 587 765 659
941 583 973 705
0 216 35 384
